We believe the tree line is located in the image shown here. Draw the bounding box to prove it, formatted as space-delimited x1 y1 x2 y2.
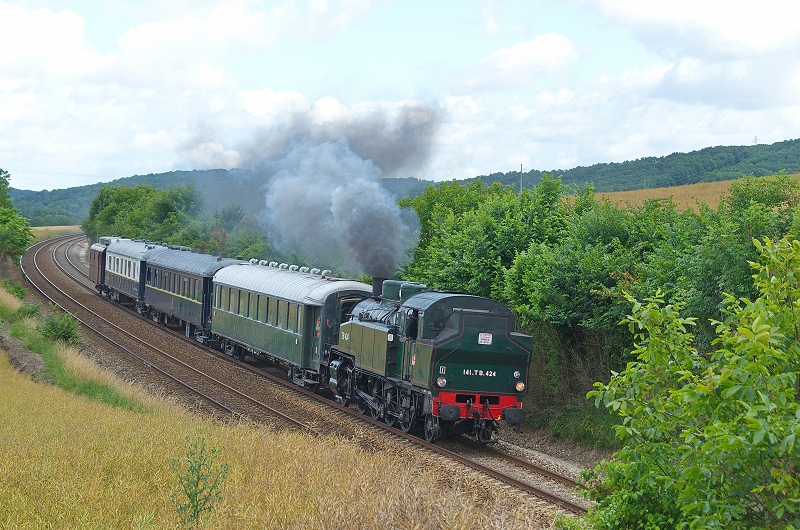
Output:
12 137 800 227
80 183 277 265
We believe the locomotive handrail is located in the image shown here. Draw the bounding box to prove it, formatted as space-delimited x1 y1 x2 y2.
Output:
505 345 528 365
434 342 461 364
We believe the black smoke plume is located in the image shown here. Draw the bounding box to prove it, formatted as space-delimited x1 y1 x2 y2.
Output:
262 140 419 278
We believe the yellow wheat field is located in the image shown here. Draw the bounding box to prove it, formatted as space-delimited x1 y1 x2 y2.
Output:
595 172 800 211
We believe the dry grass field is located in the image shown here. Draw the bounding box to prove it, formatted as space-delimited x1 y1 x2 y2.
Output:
595 172 800 211
31 225 82 242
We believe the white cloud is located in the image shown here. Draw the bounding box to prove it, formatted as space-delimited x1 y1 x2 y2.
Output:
582 0 800 111
587 0 800 59
182 141 242 169
238 89 310 118
455 33 579 91
0 2 108 78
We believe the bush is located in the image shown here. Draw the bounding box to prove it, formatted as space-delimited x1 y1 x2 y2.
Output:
528 403 622 450
16 302 40 319
38 304 82 345
0 278 27 299
584 237 800 528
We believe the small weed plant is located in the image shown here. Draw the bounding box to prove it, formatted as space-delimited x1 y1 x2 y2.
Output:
171 435 229 527
17 302 40 319
38 303 82 345
0 278 27 299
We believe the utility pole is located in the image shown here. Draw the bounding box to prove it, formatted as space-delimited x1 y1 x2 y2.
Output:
520 164 523 193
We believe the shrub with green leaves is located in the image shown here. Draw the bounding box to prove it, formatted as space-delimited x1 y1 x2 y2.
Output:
583 236 800 529
16 302 40 319
38 304 82 345
0 278 27 299
171 435 229 527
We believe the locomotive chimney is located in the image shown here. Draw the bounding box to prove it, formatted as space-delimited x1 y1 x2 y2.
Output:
372 277 386 299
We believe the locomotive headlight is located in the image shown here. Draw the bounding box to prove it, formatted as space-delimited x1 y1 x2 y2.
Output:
515 381 526 392
436 377 447 388
513 370 521 378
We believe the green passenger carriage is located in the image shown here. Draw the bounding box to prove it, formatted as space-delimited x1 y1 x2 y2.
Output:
211 262 371 387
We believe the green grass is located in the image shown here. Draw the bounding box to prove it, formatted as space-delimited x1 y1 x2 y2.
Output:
9 311 145 412
528 402 623 450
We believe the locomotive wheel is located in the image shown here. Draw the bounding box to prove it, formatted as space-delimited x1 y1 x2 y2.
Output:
384 388 398 427
370 383 382 420
400 407 416 433
356 398 367 415
424 414 439 443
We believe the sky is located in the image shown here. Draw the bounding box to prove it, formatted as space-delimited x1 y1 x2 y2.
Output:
2 0 800 192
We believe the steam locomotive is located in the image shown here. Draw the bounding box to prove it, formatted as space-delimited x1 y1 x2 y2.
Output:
89 237 532 443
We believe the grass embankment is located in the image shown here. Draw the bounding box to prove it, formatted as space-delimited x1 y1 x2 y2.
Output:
0 281 555 529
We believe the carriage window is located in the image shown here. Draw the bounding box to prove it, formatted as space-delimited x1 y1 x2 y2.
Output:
278 300 288 329
230 289 239 314
268 297 277 326
288 303 297 332
221 286 229 311
294 305 303 333
259 296 268 323
240 291 249 317
250 293 258 320
182 277 187 298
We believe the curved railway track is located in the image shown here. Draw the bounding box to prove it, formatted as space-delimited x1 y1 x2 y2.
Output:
25 234 588 515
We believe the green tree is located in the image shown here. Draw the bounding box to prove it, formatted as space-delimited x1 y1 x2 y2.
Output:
584 236 800 529
0 168 14 210
0 207 34 264
81 184 203 243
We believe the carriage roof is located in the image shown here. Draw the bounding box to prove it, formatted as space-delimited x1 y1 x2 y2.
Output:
145 249 243 277
214 264 371 306
106 239 166 261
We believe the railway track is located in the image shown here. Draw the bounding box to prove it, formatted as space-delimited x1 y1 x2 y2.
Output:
26 234 589 515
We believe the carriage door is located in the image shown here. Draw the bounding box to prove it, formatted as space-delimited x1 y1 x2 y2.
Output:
309 306 322 366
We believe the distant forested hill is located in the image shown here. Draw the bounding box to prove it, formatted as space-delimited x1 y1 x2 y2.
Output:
10 138 800 225
476 137 800 192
